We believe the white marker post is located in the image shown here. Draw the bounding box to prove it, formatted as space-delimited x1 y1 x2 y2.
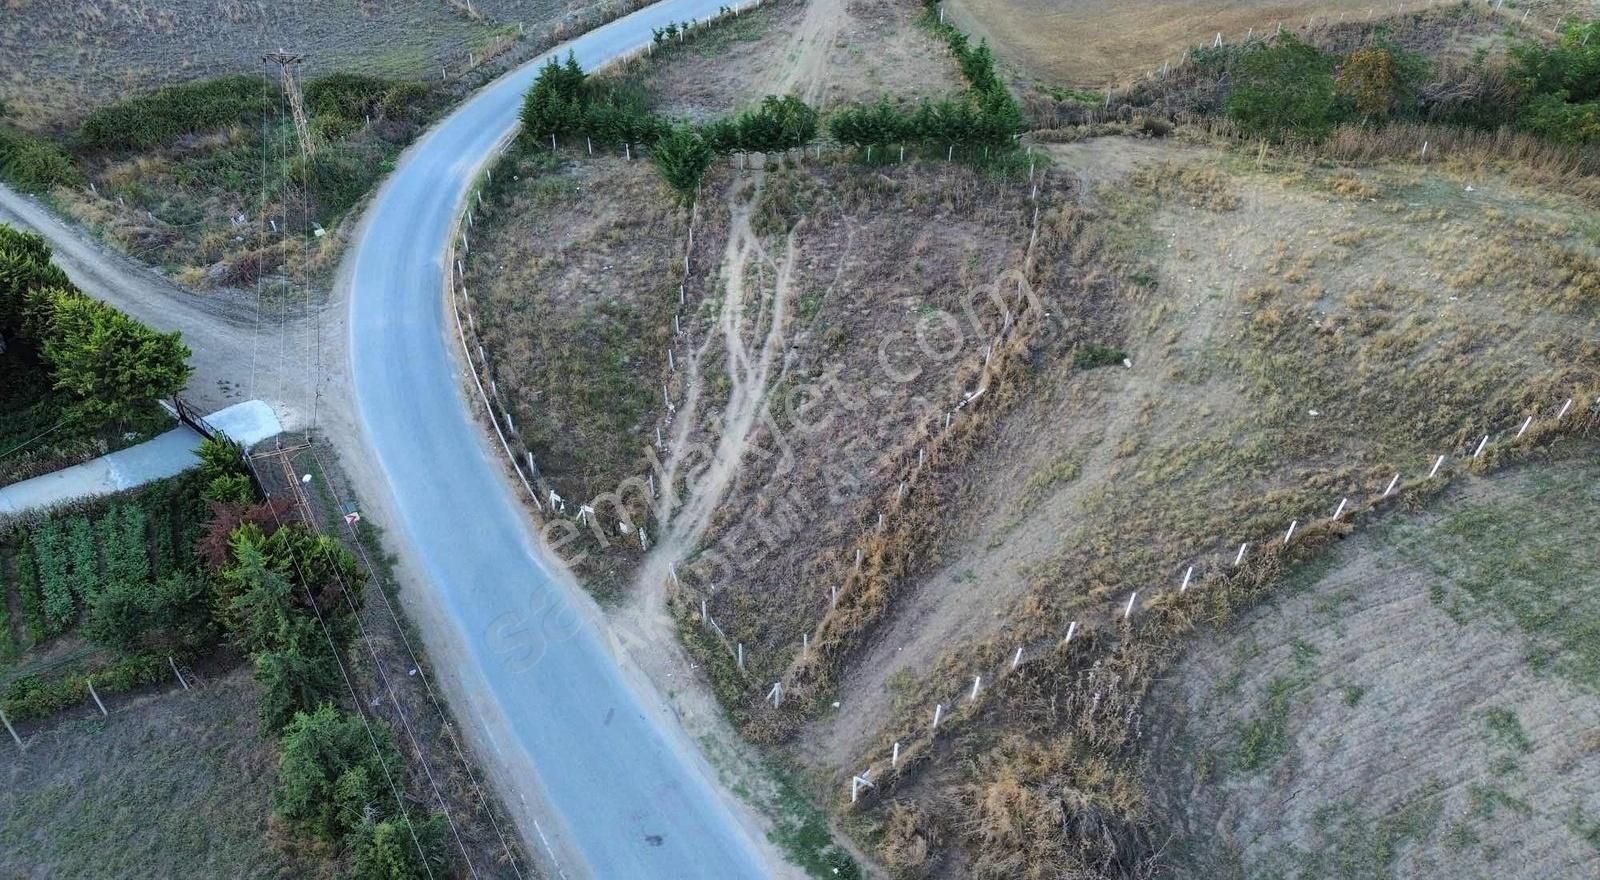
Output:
1428 454 1446 478
892 741 900 767
1473 434 1489 458
767 681 783 708
970 676 981 700
1012 646 1024 669
1234 543 1249 566
1383 473 1401 497
1124 592 1138 620
850 771 874 803
1333 497 1348 520
1180 566 1194 593
1517 415 1533 437
737 643 744 670
1283 520 1298 545
1064 621 1077 645
831 585 838 608
1558 398 1574 420
169 657 190 691
87 678 108 716
931 703 943 731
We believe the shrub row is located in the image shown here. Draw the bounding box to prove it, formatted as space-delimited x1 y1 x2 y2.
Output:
1206 22 1600 144
0 652 169 721
519 56 819 200
829 5 1022 153
79 75 274 152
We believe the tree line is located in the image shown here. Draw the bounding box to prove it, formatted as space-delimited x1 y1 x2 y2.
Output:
830 3 1022 151
519 54 819 200
519 26 1026 204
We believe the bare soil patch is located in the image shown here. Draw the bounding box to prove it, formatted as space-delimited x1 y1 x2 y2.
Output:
1146 450 1600 879
635 0 963 117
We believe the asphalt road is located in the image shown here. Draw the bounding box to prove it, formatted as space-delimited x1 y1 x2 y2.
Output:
342 3 771 878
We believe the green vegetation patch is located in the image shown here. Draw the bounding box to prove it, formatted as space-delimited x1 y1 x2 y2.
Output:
78 76 276 153
1381 463 1600 692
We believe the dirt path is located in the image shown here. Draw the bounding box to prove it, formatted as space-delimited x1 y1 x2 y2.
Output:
607 171 819 876
770 0 845 101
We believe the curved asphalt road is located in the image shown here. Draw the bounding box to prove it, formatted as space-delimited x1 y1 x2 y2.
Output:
344 4 766 878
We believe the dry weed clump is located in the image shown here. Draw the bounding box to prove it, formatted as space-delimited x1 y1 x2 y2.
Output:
1127 161 1241 212
1326 170 1380 199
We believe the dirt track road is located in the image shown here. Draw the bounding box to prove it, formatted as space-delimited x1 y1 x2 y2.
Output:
0 184 324 428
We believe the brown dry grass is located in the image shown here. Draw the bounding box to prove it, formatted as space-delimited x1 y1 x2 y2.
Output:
814 148 1600 875
0 0 523 129
666 156 1064 738
463 150 686 599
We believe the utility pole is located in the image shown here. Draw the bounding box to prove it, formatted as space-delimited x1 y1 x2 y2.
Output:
263 50 314 161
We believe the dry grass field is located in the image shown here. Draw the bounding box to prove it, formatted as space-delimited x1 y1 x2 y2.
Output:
631 0 961 116
435 0 1600 874
0 669 315 880
1147 450 1600 879
945 0 1583 86
797 141 1600 876
0 0 558 130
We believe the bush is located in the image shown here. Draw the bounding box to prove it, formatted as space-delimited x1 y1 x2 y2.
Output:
31 519 74 635
13 544 45 643
203 473 257 504
253 620 343 732
65 514 98 601
39 289 192 430
1338 45 1428 121
197 436 247 481
1227 34 1339 140
1 672 86 720
730 95 818 154
0 127 81 193
304 73 429 124
829 100 916 147
84 571 213 654
351 814 453 880
0 225 70 340
652 125 715 203
519 54 589 141
275 704 403 841
103 504 150 586
78 75 273 152
295 147 384 220
1073 344 1127 370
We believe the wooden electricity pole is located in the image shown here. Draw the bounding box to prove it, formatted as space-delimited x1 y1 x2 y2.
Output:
263 50 315 160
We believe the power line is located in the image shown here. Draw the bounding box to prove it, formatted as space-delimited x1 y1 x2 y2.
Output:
270 450 483 879
307 442 529 879
252 468 437 879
